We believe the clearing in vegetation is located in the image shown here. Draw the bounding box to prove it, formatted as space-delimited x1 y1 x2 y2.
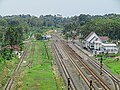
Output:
11 40 63 90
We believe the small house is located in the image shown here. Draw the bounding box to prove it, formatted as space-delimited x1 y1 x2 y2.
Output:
45 34 52 39
43 34 52 40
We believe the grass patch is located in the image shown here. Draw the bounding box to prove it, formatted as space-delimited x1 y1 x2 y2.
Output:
103 58 120 75
96 54 120 75
13 40 58 90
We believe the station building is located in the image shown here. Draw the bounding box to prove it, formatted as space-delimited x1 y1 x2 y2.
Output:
83 32 118 54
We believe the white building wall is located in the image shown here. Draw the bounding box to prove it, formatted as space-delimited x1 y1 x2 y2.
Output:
102 43 118 54
103 46 118 54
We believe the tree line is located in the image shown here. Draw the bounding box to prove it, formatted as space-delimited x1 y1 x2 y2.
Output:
0 14 65 61
1 13 120 61
63 14 120 40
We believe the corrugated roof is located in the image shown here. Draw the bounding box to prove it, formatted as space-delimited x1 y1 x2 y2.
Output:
84 32 95 41
99 36 109 41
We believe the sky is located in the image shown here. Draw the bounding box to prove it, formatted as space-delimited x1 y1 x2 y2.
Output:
0 0 120 17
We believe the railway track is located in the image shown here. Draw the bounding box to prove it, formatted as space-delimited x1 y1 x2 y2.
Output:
53 34 120 90
52 35 116 89
4 42 30 90
61 42 112 90
53 43 77 90
73 43 120 90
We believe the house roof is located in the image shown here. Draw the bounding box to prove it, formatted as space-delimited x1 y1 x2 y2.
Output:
2 45 20 51
89 36 97 43
84 32 95 41
84 32 101 43
99 36 109 41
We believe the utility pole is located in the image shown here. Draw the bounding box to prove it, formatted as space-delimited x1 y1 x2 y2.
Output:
100 56 103 75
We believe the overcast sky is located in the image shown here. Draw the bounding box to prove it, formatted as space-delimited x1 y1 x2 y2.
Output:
0 0 120 17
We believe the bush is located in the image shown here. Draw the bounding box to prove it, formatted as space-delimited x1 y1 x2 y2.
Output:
0 48 13 60
34 33 42 40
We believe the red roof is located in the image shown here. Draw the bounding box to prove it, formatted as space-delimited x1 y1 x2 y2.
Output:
2 45 20 51
99 36 109 41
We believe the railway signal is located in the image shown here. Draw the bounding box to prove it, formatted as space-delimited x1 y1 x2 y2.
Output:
89 80 92 90
68 78 70 90
100 56 103 75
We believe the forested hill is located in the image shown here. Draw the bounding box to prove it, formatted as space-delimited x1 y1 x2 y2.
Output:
63 13 120 40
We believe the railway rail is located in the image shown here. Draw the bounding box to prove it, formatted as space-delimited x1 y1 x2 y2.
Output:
53 43 77 90
73 43 120 90
52 34 119 90
61 42 112 90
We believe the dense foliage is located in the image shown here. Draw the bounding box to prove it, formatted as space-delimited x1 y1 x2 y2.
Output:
0 14 65 46
63 14 120 40
0 14 65 61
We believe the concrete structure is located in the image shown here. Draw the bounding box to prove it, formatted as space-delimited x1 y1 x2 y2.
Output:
83 32 118 54
83 32 102 50
101 43 118 54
